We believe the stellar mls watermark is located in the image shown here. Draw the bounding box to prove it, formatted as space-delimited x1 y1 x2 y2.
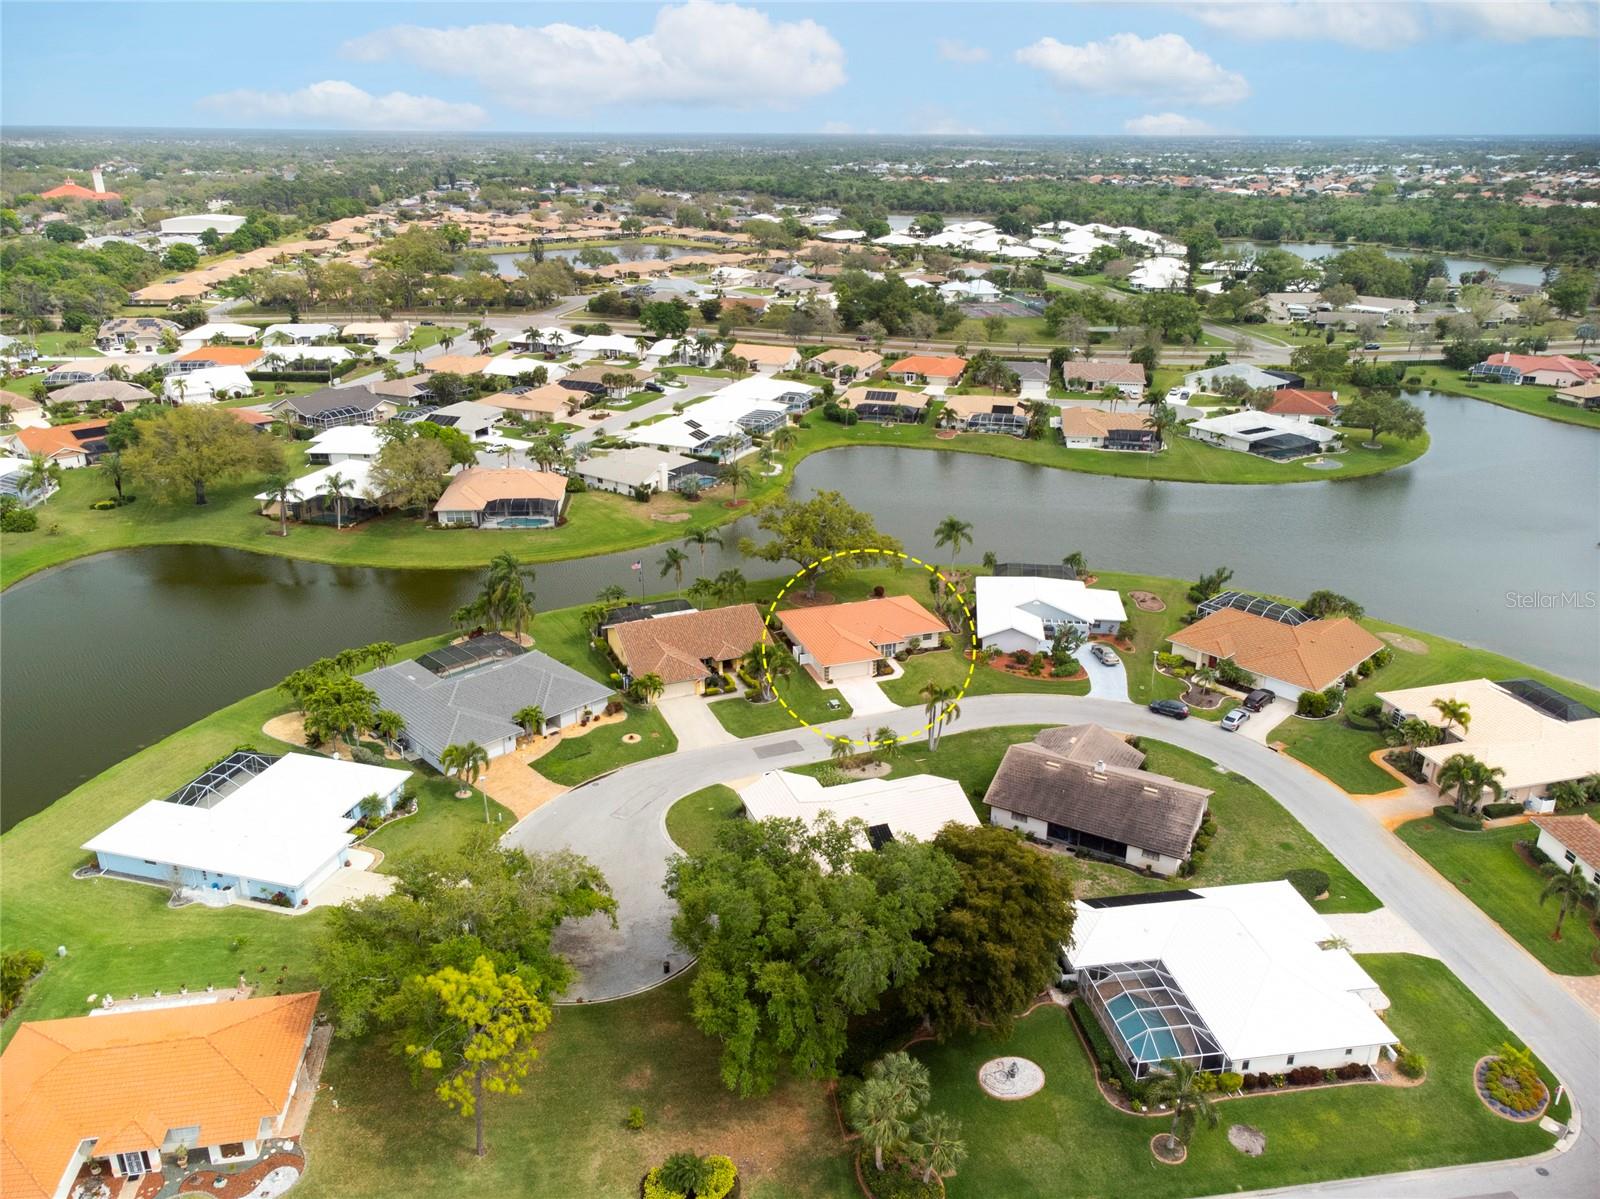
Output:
1505 590 1598 610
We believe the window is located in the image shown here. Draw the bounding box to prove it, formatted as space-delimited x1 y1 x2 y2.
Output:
1240 1061 1250 1071
1285 1055 1296 1066
1141 849 1161 861
115 1152 148 1177
1565 850 1577 864
1344 1048 1353 1055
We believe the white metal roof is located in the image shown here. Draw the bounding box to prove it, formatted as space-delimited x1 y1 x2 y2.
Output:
178 323 260 343
83 754 410 890
255 457 378 502
164 366 253 402
307 424 384 458
1067 881 1397 1063
976 576 1129 642
1188 410 1340 445
576 333 642 356
738 770 979 844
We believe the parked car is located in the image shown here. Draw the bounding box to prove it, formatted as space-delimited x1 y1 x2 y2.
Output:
1242 688 1277 712
1363 341 1382 350
1148 699 1189 720
1092 644 1119 667
420 319 435 326
644 381 665 393
1220 708 1251 732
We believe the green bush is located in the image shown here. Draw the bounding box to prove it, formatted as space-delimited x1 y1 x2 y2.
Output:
1071 999 1145 1101
1217 1071 1244 1092
857 1152 940 1199
1397 1049 1426 1079
1372 648 1394 668
0 506 39 533
1285 868 1330 901
1215 659 1256 690
642 1154 737 1199
1480 802 1523 819
1432 805 1484 831
1297 690 1332 718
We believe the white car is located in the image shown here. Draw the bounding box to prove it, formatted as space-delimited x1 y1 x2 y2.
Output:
1220 708 1251 732
1165 386 1192 404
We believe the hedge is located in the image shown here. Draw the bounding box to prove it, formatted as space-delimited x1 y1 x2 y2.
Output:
1480 802 1523 819
1070 998 1145 1101
1433 805 1484 831
1284 868 1330 902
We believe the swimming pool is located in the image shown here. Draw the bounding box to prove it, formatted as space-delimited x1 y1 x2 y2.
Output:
489 517 553 529
1105 992 1182 1064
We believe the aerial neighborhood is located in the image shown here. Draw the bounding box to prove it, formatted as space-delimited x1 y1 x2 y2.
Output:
1 15 1597 1199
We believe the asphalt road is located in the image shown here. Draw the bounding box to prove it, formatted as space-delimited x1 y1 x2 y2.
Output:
504 692 1596 1195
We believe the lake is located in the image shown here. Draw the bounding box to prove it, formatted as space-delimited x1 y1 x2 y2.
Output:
1224 240 1548 287
2 391 1595 827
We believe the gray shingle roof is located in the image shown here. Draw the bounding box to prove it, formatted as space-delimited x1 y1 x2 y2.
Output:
277 387 386 418
984 729 1211 859
358 649 612 758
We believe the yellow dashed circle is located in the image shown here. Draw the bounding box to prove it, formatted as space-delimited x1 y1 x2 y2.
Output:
759 548 979 747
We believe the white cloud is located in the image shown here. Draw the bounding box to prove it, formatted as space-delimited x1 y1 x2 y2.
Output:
343 1 846 113
1185 1 1593 47
1015 32 1250 106
937 38 991 63
1124 112 1220 136
196 80 486 130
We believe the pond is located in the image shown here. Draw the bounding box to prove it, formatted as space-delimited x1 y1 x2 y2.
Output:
2 392 1595 827
1223 240 1548 287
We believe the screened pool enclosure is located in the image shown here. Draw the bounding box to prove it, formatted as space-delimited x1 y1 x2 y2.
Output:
1080 959 1226 1077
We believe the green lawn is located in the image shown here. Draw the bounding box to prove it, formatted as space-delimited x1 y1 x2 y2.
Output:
915 954 1563 1198
24 332 102 357
0 629 510 1042
533 703 678 786
1274 617 1600 795
1423 372 1600 430
708 671 853 738
664 785 744 856
403 324 466 350
1395 813 1600 975
879 648 1089 707
297 974 855 1199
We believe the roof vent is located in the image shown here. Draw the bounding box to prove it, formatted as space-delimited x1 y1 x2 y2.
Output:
1092 759 1106 776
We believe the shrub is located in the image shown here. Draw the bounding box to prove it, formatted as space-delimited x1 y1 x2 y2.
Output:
1011 649 1032 665
1192 1070 1218 1092
0 506 39 533
642 1155 737 1199
1484 1055 1546 1114
1397 1049 1426 1079
1525 839 1551 867
1241 1073 1258 1091
1336 1062 1367 1080
1480 802 1522 819
626 1105 645 1131
1285 868 1330 902
1433 804 1484 831
1215 659 1256 690
856 1154 940 1199
1217 1071 1244 1092
1287 1065 1324 1086
90 498 119 511
1297 690 1331 718
1357 658 1374 678
348 745 386 767
1372 648 1394 668
1155 651 1187 671
1071 999 1145 1101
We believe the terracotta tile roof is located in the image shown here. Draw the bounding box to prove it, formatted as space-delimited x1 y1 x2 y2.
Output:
886 354 967 379
1169 610 1383 691
808 349 883 373
12 420 110 460
1 993 317 1199
482 384 574 417
41 180 120 201
729 343 798 367
434 467 566 513
1482 352 1599 380
840 386 930 411
1056 407 1148 438
426 355 495 375
609 604 768 684
778 595 947 668
1061 360 1146 386
1266 389 1340 417
177 345 263 367
1531 815 1600 869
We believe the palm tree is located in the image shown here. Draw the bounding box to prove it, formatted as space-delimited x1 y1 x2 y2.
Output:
659 546 689 588
469 322 493 354
1574 321 1597 353
872 726 900 761
686 576 720 609
932 515 973 572
371 709 405 752
769 425 799 454
482 552 537 640
597 583 628 606
657 1153 714 1198
1540 866 1595 941
1144 1058 1219 1157
365 640 398 668
1430 697 1471 742
683 527 723 573
830 735 856 766
724 462 757 505
631 673 665 705
921 682 963 751
1546 779 1587 812
323 470 353 531
1436 753 1504 816
261 473 304 537
713 568 747 603
1143 401 1179 449
440 740 490 799
96 451 126 504
1062 550 1088 579
1190 665 1218 698
438 331 457 354
911 1113 967 1186
513 705 544 739
742 642 793 702
22 452 61 501
848 1080 912 1173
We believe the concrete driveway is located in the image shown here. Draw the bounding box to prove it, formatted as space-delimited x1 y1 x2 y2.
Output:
1238 695 1296 744
831 675 897 717
1080 649 1129 701
655 694 736 750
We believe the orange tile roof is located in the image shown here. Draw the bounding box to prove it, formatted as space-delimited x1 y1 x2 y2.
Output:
12 420 109 461
887 355 967 379
482 384 574 417
427 355 495 375
1 993 317 1199
1168 610 1383 691
1266 389 1339 417
610 604 768 684
177 345 263 367
729 342 798 367
1530 814 1600 869
41 180 121 201
1056 407 1149 438
778 595 947 668
434 467 567 513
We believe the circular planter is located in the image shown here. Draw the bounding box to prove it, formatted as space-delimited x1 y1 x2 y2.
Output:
1473 1056 1550 1122
977 1056 1045 1099
1150 1133 1188 1165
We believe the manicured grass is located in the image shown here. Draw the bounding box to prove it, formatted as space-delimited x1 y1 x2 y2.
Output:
664 785 743 856
879 647 1089 707
1424 372 1600 429
708 671 853 738
1274 616 1600 795
1395 813 1600 975
914 954 1562 1198
402 324 466 350
0 629 510 1042
25 332 102 357
533 704 678 786
296 974 856 1199
794 724 1050 801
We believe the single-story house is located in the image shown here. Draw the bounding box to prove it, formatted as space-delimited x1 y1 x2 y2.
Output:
975 575 1128 653
1002 359 1052 399
0 457 57 507
884 354 967 389
425 354 495 377
938 279 1002 303
434 467 568 528
511 327 584 354
1376 678 1600 809
177 322 261 346
1056 406 1156 451
1469 352 1600 389
44 358 157 388
575 446 705 496
1553 381 1600 411
1064 882 1398 1077
1265 388 1341 423
255 459 383 525
574 333 643 360
559 365 650 400
607 602 768 699
163 366 254 404
1128 256 1189 292
260 322 338 345
39 380 154 412
710 372 817 414
1530 815 1600 888
1062 361 1147 399
368 375 435 404
305 423 383 465
425 400 501 441
675 339 726 367
642 339 680 364
358 641 613 770
6 419 112 468
480 383 577 421
985 724 1210 877
1169 609 1383 701
729 342 800 374
83 751 408 908
483 355 566 382
626 389 790 461
0 388 45 429
739 770 979 846
1 991 321 1197
264 345 354 370
168 345 263 374
95 316 179 352
778 594 947 684
1183 363 1296 395
1187 410 1341 460
267 387 393 429
939 392 1028 435
839 386 932 424
341 320 411 343
806 348 883 380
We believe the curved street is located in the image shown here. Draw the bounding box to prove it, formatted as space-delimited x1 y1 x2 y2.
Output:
504 691 1597 1197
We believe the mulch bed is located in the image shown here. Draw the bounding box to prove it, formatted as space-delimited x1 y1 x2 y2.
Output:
780 590 837 609
177 1150 303 1199
1128 590 1166 612
986 658 1086 683
933 429 958 440
1150 1134 1187 1165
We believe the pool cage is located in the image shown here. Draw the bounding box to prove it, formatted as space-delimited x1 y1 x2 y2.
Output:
161 750 280 810
1080 959 1226 1077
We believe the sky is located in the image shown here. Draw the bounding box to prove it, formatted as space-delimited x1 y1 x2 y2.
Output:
2 1 1597 137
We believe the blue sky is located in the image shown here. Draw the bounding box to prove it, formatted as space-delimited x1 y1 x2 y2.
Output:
3 2 1597 136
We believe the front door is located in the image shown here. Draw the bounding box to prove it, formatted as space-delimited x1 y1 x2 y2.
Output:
116 1151 149 1178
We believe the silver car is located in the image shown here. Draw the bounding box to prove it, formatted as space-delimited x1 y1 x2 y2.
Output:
1220 708 1251 732
1092 644 1119 667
